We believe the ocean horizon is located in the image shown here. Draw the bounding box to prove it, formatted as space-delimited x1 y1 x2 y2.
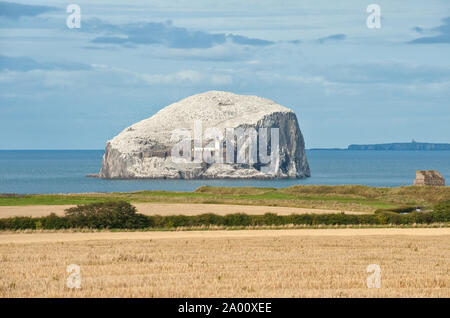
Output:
0 149 449 194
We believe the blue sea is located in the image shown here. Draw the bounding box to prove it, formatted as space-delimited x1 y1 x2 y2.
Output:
0 150 449 194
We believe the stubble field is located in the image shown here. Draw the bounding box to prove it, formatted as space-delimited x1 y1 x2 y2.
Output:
0 228 448 297
0 203 369 218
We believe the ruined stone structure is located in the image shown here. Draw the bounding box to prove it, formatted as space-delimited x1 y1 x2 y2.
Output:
413 170 445 186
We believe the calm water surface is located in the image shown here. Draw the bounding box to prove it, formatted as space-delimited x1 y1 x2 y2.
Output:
0 150 449 194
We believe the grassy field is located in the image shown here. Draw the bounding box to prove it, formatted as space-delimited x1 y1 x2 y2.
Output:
0 228 448 297
1 185 449 212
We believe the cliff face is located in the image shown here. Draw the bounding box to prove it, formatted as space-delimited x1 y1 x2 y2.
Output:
99 91 310 179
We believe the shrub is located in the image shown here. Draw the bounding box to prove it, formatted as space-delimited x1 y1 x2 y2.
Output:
260 213 284 226
42 213 70 229
0 216 36 230
162 215 190 228
64 201 150 229
431 201 450 222
194 213 225 226
223 213 253 226
288 214 314 225
380 212 402 224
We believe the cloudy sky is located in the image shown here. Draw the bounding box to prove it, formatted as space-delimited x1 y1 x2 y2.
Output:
0 0 449 149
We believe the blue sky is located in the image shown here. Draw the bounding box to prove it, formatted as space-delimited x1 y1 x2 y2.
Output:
0 0 449 149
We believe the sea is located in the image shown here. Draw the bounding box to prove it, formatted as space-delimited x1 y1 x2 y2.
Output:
0 150 449 194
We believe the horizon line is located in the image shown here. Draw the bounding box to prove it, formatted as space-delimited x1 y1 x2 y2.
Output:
1 141 449 151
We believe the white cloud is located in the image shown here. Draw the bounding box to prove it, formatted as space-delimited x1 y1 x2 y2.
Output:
0 64 234 99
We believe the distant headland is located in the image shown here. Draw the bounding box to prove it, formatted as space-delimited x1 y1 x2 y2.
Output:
348 140 450 151
310 140 450 151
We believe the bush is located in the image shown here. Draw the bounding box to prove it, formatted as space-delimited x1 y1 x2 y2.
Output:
0 216 37 230
223 213 253 226
431 201 450 222
256 214 287 226
42 213 70 229
64 201 150 229
194 213 225 226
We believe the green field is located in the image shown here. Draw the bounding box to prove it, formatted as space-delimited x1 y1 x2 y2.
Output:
1 185 449 212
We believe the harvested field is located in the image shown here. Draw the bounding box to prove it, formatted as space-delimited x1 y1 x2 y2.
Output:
0 228 448 297
0 203 369 219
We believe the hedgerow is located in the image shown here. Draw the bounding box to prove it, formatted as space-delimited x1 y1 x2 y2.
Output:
0 201 449 230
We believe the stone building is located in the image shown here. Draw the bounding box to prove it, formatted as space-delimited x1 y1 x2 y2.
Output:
413 170 445 186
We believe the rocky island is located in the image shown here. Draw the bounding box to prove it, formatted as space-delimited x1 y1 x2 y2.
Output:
98 91 310 179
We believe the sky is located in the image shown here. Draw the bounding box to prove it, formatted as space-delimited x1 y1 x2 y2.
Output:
0 0 449 149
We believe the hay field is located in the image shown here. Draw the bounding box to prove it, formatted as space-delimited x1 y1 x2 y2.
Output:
0 228 448 297
0 203 369 219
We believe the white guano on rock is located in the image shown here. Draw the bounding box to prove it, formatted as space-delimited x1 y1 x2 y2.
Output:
99 91 310 179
